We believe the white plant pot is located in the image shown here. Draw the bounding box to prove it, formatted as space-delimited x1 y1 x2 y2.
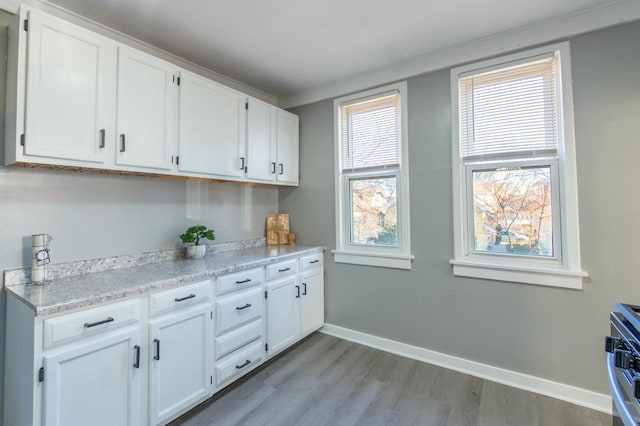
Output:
186 245 206 259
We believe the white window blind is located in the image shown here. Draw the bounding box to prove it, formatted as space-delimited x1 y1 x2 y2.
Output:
459 54 559 160
340 92 400 171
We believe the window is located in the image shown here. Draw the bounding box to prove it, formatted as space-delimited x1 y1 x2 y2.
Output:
450 42 587 288
332 82 413 269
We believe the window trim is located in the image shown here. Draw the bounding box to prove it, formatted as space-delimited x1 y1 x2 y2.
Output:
450 42 587 289
332 81 413 270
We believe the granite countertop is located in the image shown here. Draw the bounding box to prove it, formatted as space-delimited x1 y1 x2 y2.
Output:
5 244 324 317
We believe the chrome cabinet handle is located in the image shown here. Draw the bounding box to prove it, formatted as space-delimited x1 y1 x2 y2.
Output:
235 359 251 369
302 283 307 295
120 134 126 152
133 345 140 368
271 162 276 174
279 163 284 175
174 294 196 302
84 317 114 328
278 267 291 272
296 285 300 298
240 157 245 170
236 303 252 311
235 278 251 284
99 129 105 148
154 338 160 361
309 260 320 264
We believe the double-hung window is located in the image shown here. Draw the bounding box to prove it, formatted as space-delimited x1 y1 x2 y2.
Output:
333 82 413 269
450 42 587 288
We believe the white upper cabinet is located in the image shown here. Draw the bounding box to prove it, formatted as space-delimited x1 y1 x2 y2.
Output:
178 71 246 178
23 10 116 164
246 97 277 183
246 99 300 186
7 6 299 185
116 46 177 171
276 110 299 185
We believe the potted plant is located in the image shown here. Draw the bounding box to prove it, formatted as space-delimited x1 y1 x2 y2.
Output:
180 225 215 259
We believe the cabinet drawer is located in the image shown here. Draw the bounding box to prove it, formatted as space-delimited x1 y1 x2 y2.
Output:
215 341 264 386
215 319 263 360
216 287 263 335
266 259 298 281
216 267 263 295
300 253 323 271
43 299 140 349
149 280 211 317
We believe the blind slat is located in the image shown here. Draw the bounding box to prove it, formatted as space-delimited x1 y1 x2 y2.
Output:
340 93 400 171
459 55 559 160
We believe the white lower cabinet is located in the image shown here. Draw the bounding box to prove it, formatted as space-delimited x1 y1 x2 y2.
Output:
148 302 213 425
300 269 325 337
265 257 324 359
4 253 323 426
266 277 299 357
42 326 142 426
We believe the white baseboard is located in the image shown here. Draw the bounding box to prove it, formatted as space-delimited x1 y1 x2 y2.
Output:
320 323 612 415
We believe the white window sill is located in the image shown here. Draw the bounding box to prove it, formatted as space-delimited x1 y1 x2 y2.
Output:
449 259 588 289
332 250 414 270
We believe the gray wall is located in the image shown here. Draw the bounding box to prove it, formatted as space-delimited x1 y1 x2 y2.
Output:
0 11 278 417
280 21 640 394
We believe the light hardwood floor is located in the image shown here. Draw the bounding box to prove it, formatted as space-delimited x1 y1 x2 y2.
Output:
175 333 612 426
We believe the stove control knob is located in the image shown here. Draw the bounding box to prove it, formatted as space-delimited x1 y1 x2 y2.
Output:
615 349 634 370
605 336 621 353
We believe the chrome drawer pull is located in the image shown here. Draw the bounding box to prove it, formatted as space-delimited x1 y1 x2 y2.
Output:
302 283 307 295
235 279 252 284
154 338 160 361
278 267 291 272
84 317 114 328
236 303 252 311
309 260 320 264
174 294 196 302
235 359 251 369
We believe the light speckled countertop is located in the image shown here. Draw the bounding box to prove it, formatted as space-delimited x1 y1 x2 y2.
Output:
5 245 324 317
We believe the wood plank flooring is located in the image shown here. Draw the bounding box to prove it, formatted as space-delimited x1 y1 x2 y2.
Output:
175 333 612 426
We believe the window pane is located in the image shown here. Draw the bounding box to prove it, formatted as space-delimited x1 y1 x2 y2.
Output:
350 177 398 246
472 166 553 257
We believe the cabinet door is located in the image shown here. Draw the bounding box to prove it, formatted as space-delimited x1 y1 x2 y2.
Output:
24 10 116 164
246 98 276 183
266 277 299 357
42 327 142 426
300 270 324 336
276 110 299 185
116 46 176 171
178 71 246 178
149 303 213 425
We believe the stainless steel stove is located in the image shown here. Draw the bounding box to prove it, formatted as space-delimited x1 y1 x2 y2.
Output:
606 303 640 425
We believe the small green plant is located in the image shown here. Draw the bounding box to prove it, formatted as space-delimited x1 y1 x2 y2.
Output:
180 225 215 246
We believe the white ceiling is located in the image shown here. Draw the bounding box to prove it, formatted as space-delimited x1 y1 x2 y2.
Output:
43 0 625 101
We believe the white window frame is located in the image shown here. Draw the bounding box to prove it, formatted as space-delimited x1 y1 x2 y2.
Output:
450 42 587 289
332 82 414 270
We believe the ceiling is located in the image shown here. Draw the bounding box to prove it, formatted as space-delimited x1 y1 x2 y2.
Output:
45 0 621 100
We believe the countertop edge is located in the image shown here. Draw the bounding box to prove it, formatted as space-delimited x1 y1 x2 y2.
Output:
6 245 325 317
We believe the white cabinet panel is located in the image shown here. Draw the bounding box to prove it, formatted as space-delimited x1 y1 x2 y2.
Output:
215 341 264 387
246 98 277 183
149 303 213 425
216 287 263 335
24 10 115 164
266 277 299 357
300 269 325 336
116 46 176 171
276 110 299 185
178 71 246 178
215 319 263 360
42 327 142 426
